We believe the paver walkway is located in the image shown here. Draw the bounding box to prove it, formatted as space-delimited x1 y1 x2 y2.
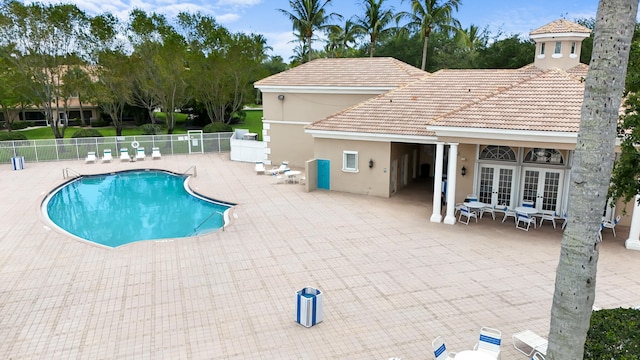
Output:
0 153 638 359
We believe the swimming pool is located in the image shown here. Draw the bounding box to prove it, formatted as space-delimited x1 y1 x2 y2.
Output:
43 170 234 247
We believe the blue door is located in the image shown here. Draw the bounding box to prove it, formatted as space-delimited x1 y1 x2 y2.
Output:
317 159 330 190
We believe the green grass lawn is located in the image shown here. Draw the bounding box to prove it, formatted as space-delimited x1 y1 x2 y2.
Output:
11 110 264 140
232 109 263 140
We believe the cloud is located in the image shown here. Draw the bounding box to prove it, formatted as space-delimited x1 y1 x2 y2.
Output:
216 13 241 24
216 0 262 7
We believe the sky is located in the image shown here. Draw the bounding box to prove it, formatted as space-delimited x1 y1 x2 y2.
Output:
31 0 602 60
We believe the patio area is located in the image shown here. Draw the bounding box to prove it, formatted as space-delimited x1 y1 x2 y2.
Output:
0 153 638 359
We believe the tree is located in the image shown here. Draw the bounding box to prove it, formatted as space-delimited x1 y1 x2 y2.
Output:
547 1 638 358
325 19 361 58
0 1 93 138
94 49 132 136
179 12 268 124
399 0 461 70
60 65 93 126
279 0 342 62
354 0 395 57
476 34 534 69
607 23 640 204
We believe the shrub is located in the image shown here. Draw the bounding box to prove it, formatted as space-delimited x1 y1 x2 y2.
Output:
584 307 640 359
139 124 163 135
10 121 29 130
0 131 28 141
72 129 103 138
91 119 110 127
203 122 233 133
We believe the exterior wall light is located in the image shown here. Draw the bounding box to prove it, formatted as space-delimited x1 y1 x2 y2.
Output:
461 166 466 176
369 159 374 168
277 94 285 101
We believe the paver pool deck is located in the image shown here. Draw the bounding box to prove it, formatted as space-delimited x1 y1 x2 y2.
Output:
1 153 639 359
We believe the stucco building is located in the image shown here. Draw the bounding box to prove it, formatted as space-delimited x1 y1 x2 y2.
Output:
254 20 640 250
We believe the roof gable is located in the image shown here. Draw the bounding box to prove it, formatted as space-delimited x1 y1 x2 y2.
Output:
254 57 427 89
530 19 592 36
307 67 552 136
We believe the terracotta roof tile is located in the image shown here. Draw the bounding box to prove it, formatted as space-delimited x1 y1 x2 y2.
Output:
307 67 547 136
429 69 585 132
254 57 427 88
530 19 591 35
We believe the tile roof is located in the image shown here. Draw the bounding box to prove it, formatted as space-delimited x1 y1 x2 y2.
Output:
530 19 592 36
428 68 585 132
307 66 563 136
254 57 428 88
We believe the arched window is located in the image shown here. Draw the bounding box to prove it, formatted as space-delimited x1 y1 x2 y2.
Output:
524 148 564 164
479 145 516 161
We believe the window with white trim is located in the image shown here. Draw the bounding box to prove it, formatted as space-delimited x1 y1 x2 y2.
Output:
570 41 576 54
342 151 358 172
540 43 545 55
554 41 562 54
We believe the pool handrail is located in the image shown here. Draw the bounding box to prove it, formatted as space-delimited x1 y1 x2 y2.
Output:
62 168 82 179
182 165 197 178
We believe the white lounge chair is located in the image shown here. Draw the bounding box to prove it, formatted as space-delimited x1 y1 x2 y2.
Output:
512 329 548 357
432 336 456 360
102 149 113 163
474 326 502 359
151 147 161 159
119 148 130 162
136 147 146 161
268 161 290 175
85 151 96 164
255 161 266 175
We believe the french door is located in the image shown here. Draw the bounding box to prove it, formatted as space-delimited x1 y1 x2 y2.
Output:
478 165 516 207
521 168 564 211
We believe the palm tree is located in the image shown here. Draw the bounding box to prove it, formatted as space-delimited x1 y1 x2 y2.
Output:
279 0 342 62
354 0 395 57
325 19 361 57
547 0 637 358
400 0 461 70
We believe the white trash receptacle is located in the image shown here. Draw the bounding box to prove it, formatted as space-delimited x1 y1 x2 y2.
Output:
11 156 24 170
296 287 323 327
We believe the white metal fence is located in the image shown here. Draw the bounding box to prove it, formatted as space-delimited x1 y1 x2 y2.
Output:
0 132 234 164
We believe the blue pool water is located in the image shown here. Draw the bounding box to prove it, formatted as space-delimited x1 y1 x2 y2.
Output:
43 170 234 247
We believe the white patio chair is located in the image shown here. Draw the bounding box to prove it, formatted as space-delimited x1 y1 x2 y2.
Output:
136 147 146 161
516 212 537 231
85 151 96 164
512 329 548 357
474 326 502 359
538 210 559 228
119 148 130 162
561 211 568 230
431 336 456 360
522 200 535 208
102 149 113 163
151 147 161 159
532 352 546 360
602 215 621 237
494 204 517 224
458 205 478 225
481 203 497 220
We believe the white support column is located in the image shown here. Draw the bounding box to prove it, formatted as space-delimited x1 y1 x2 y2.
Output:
625 195 640 250
430 142 445 223
444 143 459 225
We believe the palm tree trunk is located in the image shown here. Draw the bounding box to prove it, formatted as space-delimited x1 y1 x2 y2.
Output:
421 35 430 71
546 1 637 358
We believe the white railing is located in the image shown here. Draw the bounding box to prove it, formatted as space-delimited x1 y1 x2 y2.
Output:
0 132 233 164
